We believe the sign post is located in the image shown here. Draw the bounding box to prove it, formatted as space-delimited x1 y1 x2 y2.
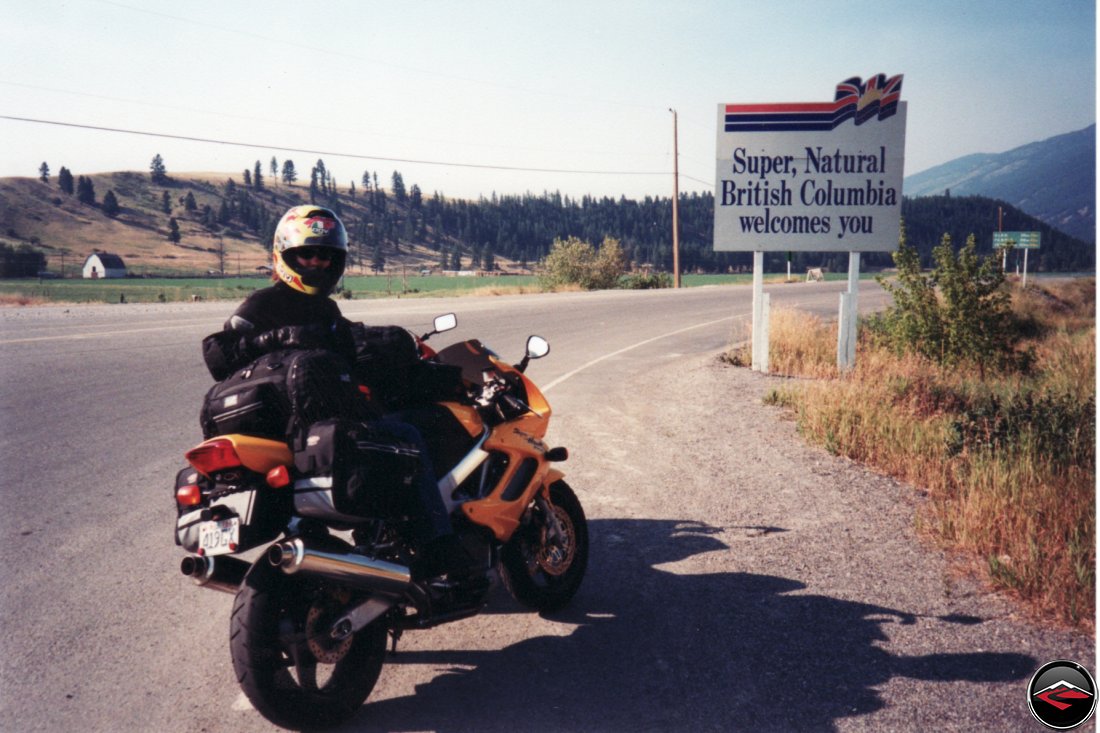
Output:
993 231 1040 288
714 74 907 372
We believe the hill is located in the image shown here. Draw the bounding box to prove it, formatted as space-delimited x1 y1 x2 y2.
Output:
0 170 496 278
904 125 1095 243
0 155 1093 280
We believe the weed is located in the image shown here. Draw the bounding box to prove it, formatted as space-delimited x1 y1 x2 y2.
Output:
749 277 1096 628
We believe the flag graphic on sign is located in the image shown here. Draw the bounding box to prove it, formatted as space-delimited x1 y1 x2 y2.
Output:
723 74 903 132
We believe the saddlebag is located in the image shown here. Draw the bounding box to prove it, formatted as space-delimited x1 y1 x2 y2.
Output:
292 418 422 522
200 349 367 439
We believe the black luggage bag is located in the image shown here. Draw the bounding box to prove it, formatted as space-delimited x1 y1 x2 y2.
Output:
292 418 423 520
200 349 368 440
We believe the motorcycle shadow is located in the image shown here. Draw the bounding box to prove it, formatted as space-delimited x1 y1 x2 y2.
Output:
338 518 1035 733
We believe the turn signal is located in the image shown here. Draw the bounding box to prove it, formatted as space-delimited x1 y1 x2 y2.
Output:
176 484 202 507
266 465 291 488
545 447 569 462
185 439 242 477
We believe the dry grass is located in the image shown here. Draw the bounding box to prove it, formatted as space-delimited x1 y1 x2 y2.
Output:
0 293 51 306
756 281 1096 630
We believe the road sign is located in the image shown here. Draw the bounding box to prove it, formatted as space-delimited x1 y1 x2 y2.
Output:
993 231 1041 249
714 75 907 253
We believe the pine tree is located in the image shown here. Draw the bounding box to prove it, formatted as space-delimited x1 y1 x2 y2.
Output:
58 167 74 195
38 162 49 183
270 156 278 181
184 191 197 212
253 160 264 190
281 159 297 185
161 190 171 214
76 176 96 205
409 184 422 209
391 171 407 203
150 154 167 184
168 217 181 243
349 180 356 199
243 169 252 187
102 190 121 217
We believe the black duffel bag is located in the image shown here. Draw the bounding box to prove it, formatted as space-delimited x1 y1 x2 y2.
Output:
292 418 423 520
200 349 370 439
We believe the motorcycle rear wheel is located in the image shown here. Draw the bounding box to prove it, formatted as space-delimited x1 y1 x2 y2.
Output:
501 479 588 613
230 560 387 730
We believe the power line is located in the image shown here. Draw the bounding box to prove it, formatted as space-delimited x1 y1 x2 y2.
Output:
0 114 672 176
680 174 713 187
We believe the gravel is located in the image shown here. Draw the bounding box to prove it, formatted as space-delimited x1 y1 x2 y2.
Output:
552 349 1095 732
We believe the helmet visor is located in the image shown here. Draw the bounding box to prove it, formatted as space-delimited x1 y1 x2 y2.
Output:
290 247 335 266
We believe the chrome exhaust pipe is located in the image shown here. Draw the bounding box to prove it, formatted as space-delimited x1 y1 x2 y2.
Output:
180 554 249 594
268 537 411 596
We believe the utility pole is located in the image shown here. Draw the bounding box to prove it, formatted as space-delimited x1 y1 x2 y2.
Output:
998 206 1006 272
669 108 681 288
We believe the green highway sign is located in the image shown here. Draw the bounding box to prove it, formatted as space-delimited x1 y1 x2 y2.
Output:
993 231 1041 249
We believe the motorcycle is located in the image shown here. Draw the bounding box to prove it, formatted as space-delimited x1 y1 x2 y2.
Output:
173 314 588 729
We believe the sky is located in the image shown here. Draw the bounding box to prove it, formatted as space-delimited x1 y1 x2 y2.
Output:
2 0 1095 202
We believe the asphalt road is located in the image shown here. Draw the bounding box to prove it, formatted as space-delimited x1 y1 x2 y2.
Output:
0 281 1090 732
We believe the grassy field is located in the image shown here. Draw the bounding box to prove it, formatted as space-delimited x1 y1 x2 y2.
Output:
0 271 859 305
728 279 1096 629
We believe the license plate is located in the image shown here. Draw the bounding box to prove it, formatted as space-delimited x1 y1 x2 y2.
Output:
198 517 240 556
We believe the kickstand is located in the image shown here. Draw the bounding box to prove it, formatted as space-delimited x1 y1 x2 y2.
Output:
388 627 403 655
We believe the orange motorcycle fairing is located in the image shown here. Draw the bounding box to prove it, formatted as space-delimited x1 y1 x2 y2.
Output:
436 403 484 438
460 418 554 541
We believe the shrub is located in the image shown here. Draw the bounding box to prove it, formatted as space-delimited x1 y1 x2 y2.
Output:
620 271 672 289
876 223 1015 378
538 235 626 290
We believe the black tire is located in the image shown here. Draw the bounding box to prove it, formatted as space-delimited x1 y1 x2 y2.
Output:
229 560 388 730
501 480 588 613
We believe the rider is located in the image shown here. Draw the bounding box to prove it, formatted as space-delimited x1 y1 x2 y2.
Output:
215 204 466 579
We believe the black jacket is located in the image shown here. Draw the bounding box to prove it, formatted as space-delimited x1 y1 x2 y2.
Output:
201 283 355 381
226 282 346 334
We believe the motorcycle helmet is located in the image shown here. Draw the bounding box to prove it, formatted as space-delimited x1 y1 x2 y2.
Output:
271 205 348 296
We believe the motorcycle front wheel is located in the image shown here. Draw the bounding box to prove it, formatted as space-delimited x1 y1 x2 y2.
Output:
230 560 387 730
501 479 589 613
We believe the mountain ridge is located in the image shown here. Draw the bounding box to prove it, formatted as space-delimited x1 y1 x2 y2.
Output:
904 125 1095 242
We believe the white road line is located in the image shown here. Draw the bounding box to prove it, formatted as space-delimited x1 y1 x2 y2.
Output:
542 314 742 392
0 321 210 345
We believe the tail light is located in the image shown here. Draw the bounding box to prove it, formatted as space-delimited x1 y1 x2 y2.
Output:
185 439 243 477
176 483 202 507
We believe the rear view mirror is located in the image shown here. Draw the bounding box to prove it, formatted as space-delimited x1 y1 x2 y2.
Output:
434 313 457 333
526 335 550 359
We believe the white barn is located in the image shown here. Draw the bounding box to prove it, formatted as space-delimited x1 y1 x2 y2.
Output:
82 252 127 279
